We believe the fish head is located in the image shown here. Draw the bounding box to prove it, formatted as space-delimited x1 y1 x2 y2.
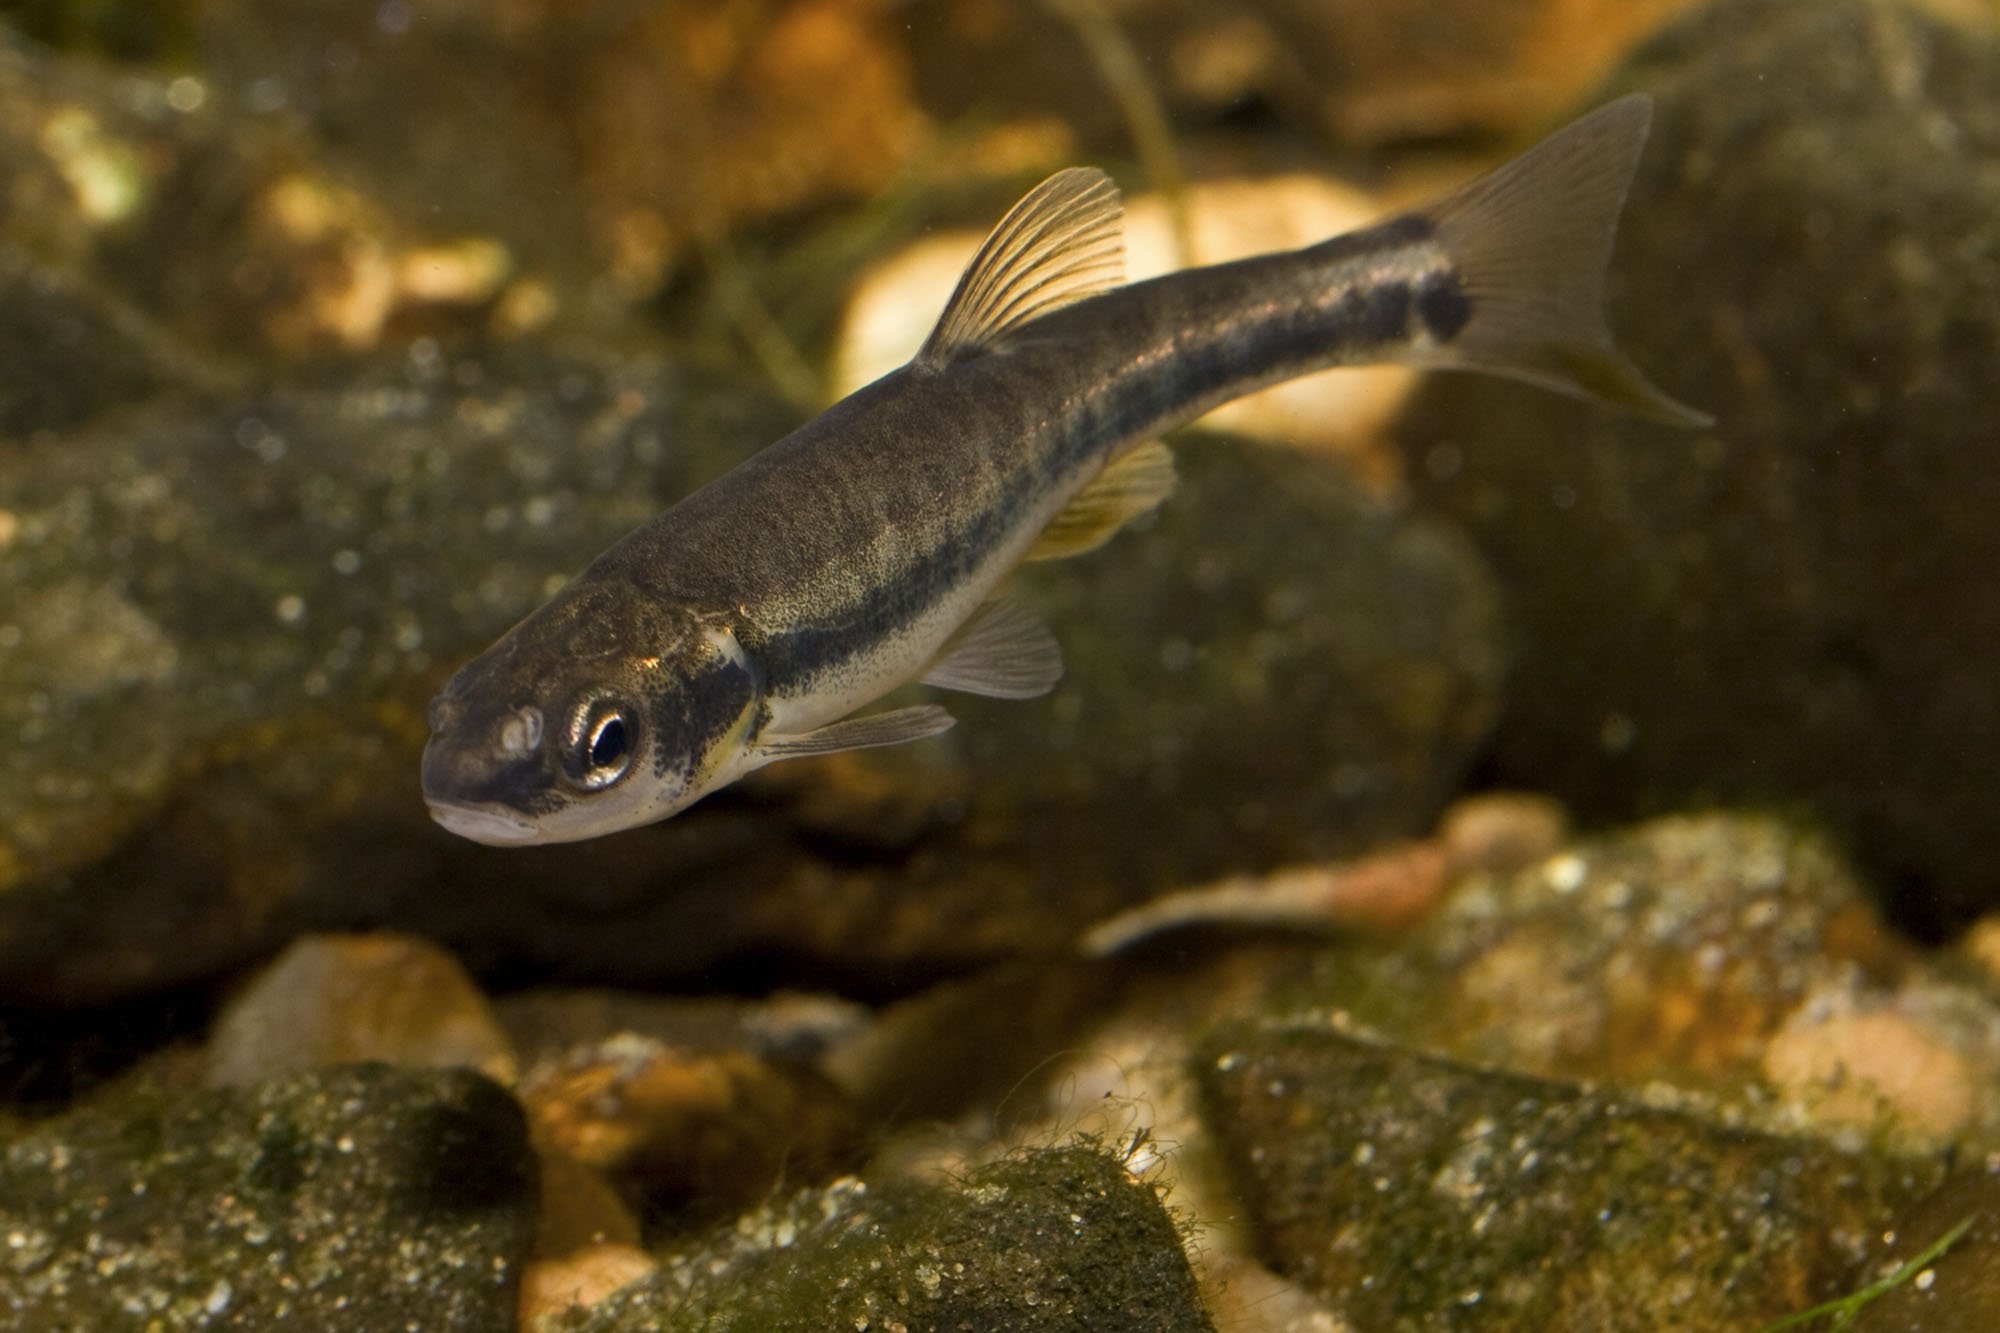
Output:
421 580 763 845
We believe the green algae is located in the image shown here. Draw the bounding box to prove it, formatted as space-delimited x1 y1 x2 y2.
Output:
1760 1216 1974 1332
557 1145 1212 1332
1197 1022 1940 1331
0 1064 537 1329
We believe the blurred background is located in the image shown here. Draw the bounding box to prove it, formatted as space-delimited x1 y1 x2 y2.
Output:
2 2 1999 1328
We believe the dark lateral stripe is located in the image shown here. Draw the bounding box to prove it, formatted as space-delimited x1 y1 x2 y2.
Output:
1345 280 1412 346
753 481 1030 692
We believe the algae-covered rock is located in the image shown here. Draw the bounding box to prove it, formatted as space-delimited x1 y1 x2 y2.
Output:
0 345 799 1003
182 0 925 304
0 241 194 437
519 1033 865 1225
559 1145 1212 1331
938 436 1505 905
0 1064 537 1329
0 376 1499 1004
3 6 1504 1010
1310 813 1884 1082
0 23 536 385
1272 812 2000 1151
0 29 235 435
1197 1023 1939 1331
1398 0 2000 930
1850 1168 2000 1331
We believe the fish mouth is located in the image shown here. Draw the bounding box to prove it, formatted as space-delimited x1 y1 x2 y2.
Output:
426 799 544 846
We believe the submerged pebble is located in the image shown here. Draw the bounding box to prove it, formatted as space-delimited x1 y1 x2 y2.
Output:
567 1146 1212 1332
1281 811 2000 1151
1197 1023 1939 1331
518 1033 864 1226
0 1065 536 1330
206 932 516 1087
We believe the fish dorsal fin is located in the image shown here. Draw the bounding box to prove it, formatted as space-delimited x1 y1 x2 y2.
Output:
1026 440 1177 562
917 168 1124 368
922 598 1064 699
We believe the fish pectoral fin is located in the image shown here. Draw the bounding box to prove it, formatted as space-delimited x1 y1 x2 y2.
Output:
917 167 1124 368
1026 439 1177 562
922 598 1064 699
752 704 956 762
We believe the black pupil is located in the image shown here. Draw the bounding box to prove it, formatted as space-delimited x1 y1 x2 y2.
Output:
590 716 627 769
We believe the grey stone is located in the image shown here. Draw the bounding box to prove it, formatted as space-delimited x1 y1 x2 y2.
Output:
0 366 1501 1003
1397 0 2000 930
0 16 1505 1008
1197 1022 1939 1331
1850 1169 2000 1332
0 1064 537 1331
558 1145 1213 1332
0 345 799 1002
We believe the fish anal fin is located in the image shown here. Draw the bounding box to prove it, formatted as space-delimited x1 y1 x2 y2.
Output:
922 598 1063 699
1026 440 1177 563
917 168 1123 368
752 705 955 762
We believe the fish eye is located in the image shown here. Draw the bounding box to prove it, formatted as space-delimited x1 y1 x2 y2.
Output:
590 715 627 769
567 697 635 791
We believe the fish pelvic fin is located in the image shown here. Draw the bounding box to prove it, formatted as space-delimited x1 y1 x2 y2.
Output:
1413 93 1712 428
1026 439 1177 562
922 597 1064 699
917 167 1124 368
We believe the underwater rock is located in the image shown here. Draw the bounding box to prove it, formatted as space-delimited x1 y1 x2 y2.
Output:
184 0 925 303
1849 1168 2000 1332
205 932 516 1087
0 1064 537 1330
1275 812 2000 1151
0 345 800 1004
1310 813 1892 1082
0 25 537 381
0 242 192 438
1398 0 2000 931
904 0 1702 150
1966 917 2000 983
496 987 873 1075
0 342 1498 1003
555 1145 1212 1332
518 1032 865 1225
0 30 236 435
1776 984 1992 1144
1197 1023 1940 1331
522 1240 658 1325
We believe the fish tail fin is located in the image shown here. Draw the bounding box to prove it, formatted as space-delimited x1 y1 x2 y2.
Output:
1415 93 1712 428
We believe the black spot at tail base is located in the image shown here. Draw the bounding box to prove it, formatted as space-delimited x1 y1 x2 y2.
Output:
1417 273 1472 342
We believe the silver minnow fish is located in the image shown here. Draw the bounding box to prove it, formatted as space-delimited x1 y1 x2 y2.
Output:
422 94 1707 846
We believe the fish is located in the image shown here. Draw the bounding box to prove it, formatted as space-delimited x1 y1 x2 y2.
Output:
421 93 1707 846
